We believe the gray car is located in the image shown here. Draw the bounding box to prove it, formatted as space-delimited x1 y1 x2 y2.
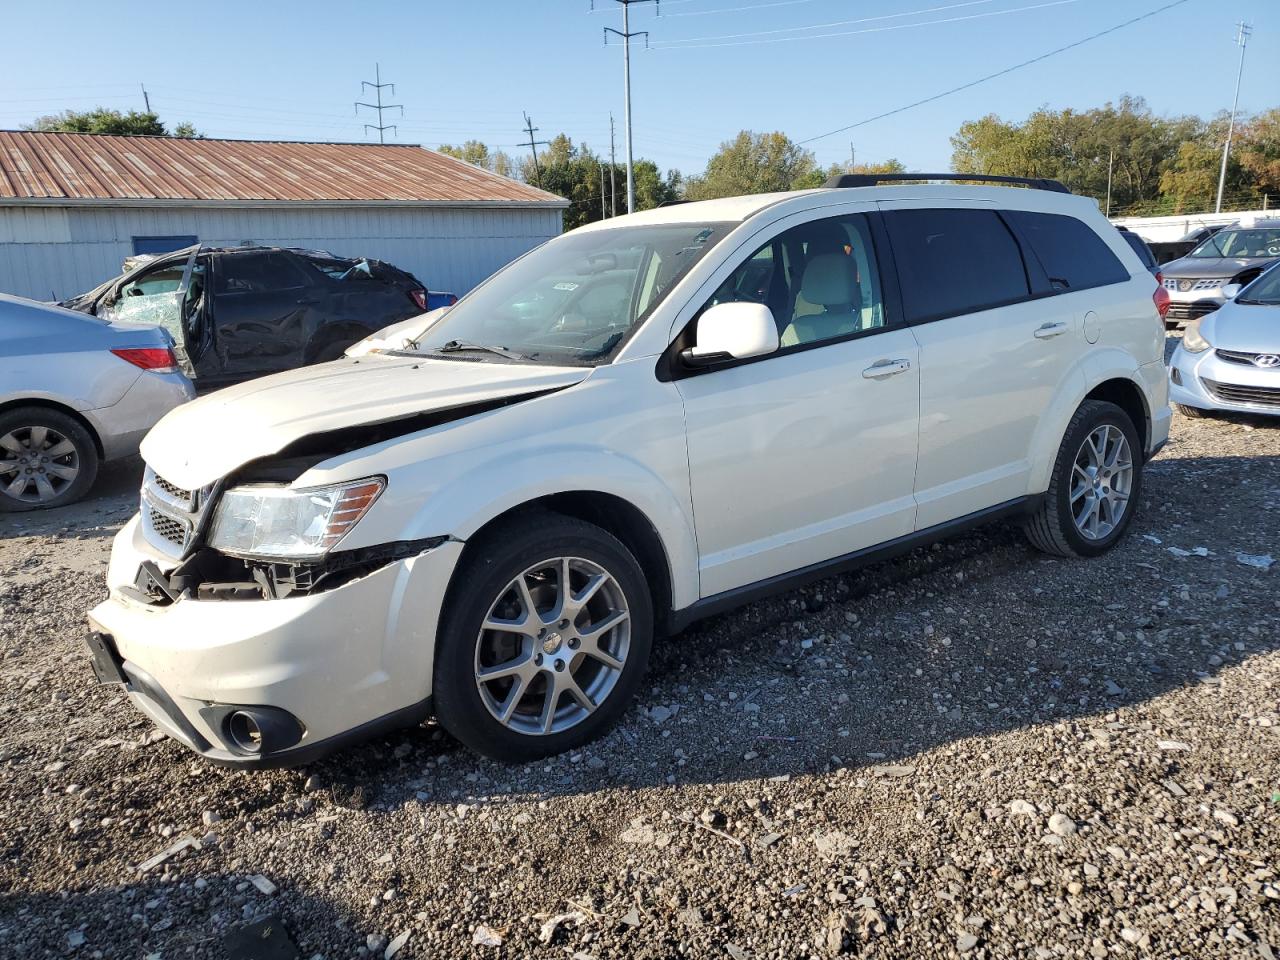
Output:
1168 262 1280 417
1160 218 1280 326
0 294 195 511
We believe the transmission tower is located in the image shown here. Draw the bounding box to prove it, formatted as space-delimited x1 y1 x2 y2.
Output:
355 63 403 143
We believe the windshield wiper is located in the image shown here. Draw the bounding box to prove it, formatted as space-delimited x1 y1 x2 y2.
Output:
434 339 530 361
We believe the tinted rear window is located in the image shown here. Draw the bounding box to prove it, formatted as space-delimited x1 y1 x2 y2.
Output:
1120 232 1157 270
1007 211 1131 290
884 208 1030 322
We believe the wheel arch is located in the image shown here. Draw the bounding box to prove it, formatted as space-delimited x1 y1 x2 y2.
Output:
1083 377 1150 452
449 490 679 635
0 397 105 458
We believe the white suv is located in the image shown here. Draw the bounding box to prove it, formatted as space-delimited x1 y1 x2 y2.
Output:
86 175 1171 765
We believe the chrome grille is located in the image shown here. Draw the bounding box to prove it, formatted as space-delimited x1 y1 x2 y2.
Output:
139 466 213 557
1165 301 1218 322
1216 349 1280 368
1164 277 1221 293
1201 378 1280 409
147 506 188 547
151 473 193 507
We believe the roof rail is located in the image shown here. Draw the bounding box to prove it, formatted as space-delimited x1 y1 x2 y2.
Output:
824 172 1070 194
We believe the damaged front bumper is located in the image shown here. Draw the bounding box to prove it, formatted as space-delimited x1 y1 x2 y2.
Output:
86 515 464 767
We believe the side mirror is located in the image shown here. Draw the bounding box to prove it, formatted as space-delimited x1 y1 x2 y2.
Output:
682 301 779 367
1221 283 1243 300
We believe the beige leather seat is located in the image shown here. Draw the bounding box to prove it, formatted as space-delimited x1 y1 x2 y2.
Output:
781 253 861 347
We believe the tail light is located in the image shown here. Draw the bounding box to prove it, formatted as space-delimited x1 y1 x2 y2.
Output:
409 288 428 311
1153 272 1170 319
111 347 178 372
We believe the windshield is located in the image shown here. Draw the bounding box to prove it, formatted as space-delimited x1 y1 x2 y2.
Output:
398 222 732 365
1237 265 1280 305
1188 227 1280 259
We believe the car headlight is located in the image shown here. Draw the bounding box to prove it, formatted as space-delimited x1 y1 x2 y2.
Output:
207 478 385 560
1182 318 1212 353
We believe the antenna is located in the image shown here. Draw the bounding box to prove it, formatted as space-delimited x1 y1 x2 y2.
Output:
355 63 403 143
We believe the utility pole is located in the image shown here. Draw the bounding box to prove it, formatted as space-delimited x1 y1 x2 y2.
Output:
849 143 857 173
609 113 619 218
355 63 403 143
1215 21 1252 214
522 112 550 189
601 166 607 220
602 0 658 214
141 84 151 113
1105 149 1114 218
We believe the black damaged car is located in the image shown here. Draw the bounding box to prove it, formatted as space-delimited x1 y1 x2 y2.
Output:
62 245 438 390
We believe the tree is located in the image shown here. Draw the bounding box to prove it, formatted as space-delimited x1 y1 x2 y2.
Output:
438 140 520 181
27 107 200 138
684 131 817 200
1237 108 1280 199
793 158 906 189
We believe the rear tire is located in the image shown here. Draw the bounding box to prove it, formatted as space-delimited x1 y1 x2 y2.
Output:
1023 400 1143 558
1175 403 1209 419
434 511 654 762
0 407 99 512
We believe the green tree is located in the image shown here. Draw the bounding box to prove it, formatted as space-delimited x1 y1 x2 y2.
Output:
27 107 200 138
438 140 520 180
684 131 817 200
793 158 906 189
1237 108 1280 200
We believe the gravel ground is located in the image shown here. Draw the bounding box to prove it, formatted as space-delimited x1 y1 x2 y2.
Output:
2 367 1278 959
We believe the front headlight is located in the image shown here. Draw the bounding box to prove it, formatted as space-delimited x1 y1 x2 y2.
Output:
207 477 385 560
1182 318 1212 353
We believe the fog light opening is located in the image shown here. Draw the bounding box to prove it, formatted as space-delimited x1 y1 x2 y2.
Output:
1170 367 1183 386
227 711 264 754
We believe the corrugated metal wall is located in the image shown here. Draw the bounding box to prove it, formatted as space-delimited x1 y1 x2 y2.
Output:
0 204 564 301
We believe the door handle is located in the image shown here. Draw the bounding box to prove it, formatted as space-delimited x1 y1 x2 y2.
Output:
1033 321 1068 339
862 358 911 380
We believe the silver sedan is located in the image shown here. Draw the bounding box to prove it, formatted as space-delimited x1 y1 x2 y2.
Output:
0 294 195 511
1168 263 1280 418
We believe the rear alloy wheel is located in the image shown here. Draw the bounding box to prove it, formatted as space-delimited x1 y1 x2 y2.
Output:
0 408 99 512
1023 400 1143 558
434 513 653 761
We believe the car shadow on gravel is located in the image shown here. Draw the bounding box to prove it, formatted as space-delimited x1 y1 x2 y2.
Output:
304 448 1280 810
0 879 353 959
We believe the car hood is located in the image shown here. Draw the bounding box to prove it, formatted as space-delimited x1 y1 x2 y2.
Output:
1201 299 1280 353
140 355 594 490
1160 256 1271 279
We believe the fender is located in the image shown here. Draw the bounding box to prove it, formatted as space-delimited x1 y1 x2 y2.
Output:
298 368 701 610
1025 346 1148 495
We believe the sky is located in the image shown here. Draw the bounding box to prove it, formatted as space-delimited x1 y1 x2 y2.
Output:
1 0 1276 179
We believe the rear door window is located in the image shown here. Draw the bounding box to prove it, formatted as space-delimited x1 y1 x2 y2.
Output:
884 208 1030 323
1007 211 1131 290
213 252 311 294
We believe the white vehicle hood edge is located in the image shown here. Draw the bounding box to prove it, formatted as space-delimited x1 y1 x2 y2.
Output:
141 355 594 490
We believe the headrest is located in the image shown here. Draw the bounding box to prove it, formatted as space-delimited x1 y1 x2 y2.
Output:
800 253 858 308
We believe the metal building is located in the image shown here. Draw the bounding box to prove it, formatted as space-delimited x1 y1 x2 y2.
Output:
0 131 567 302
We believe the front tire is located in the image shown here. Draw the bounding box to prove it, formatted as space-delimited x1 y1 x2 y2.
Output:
1023 400 1143 558
0 407 99 512
434 512 654 762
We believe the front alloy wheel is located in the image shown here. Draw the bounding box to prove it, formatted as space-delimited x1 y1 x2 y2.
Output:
475 557 631 736
434 512 653 761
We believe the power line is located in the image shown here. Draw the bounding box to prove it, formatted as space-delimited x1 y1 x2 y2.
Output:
661 0 829 16
355 63 403 143
652 0 1078 50
798 0 1197 145
654 0 1000 44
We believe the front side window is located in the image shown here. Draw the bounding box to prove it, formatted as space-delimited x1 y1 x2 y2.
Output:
403 223 732 365
884 208 1030 323
1005 211 1131 290
704 213 886 349
1189 228 1280 259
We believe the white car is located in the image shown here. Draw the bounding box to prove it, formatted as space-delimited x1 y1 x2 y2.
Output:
86 174 1171 765
1168 263 1280 417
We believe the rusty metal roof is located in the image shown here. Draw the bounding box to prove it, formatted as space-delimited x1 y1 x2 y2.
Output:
0 131 566 206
